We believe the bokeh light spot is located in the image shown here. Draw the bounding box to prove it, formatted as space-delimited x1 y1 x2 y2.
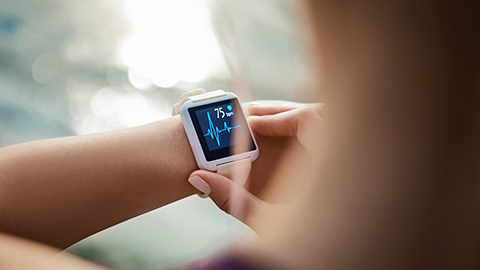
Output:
31 54 58 84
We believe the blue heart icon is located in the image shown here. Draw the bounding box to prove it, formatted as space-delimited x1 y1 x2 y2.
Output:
227 105 232 111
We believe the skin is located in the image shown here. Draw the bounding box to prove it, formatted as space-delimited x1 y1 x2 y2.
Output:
0 112 292 250
0 232 108 270
190 103 323 226
0 102 310 269
2 0 480 269
0 116 197 249
217 1 480 269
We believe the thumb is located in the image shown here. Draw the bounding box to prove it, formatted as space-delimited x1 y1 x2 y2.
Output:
188 170 263 223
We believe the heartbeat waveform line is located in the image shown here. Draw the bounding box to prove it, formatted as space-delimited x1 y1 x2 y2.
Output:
203 112 241 147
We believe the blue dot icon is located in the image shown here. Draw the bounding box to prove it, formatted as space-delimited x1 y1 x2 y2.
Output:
227 105 232 111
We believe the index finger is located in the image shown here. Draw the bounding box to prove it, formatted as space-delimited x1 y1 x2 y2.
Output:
248 102 324 117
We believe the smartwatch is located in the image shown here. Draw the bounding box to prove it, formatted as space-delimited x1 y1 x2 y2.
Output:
172 89 259 191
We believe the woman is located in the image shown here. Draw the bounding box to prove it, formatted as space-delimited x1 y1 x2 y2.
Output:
1 0 479 269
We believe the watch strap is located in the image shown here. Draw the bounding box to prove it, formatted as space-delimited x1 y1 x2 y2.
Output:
172 89 226 116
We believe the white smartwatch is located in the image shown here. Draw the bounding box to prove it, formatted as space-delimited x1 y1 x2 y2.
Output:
172 89 259 191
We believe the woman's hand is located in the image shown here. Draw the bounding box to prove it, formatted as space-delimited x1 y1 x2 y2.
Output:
187 101 323 227
248 102 323 157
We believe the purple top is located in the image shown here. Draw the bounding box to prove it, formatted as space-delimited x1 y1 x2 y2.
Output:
174 253 261 270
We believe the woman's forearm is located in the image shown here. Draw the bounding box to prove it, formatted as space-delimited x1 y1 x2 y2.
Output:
0 232 107 270
0 115 198 248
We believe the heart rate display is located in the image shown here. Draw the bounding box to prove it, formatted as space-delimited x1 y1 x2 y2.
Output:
203 112 241 147
194 102 241 151
189 97 256 161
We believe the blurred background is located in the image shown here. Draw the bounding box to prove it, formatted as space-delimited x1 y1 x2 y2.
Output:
0 0 315 269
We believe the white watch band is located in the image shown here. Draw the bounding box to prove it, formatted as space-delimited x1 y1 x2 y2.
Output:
172 89 226 116
173 89 253 197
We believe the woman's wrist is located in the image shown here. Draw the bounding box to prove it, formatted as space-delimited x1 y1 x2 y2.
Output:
131 116 199 203
0 115 200 248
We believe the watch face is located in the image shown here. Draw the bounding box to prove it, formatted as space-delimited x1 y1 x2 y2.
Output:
189 98 256 161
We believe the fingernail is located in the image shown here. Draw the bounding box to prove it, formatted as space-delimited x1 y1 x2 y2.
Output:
249 102 263 107
188 175 211 195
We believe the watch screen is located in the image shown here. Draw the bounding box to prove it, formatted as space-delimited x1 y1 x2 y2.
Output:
189 98 256 161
